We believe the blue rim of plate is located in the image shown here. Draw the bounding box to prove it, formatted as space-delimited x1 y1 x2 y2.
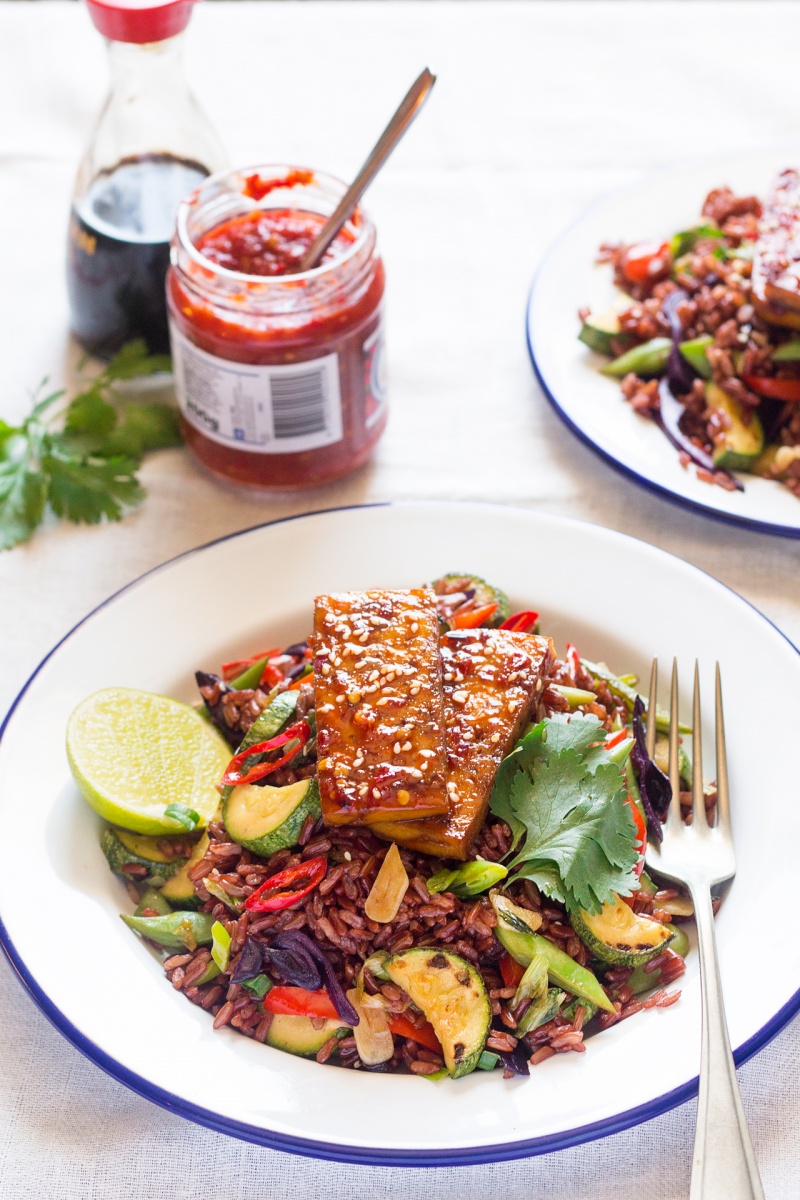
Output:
1 500 799 1166
525 176 800 541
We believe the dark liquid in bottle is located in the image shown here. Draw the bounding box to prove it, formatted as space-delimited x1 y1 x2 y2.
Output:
67 153 208 359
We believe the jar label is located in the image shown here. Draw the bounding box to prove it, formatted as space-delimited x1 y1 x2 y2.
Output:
362 324 387 429
170 324 344 454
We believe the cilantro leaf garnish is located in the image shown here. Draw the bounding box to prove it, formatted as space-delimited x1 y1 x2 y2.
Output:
0 340 181 549
45 446 144 524
0 438 48 550
489 713 638 914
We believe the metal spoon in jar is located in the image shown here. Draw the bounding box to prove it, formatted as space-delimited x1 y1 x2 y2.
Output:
296 67 436 272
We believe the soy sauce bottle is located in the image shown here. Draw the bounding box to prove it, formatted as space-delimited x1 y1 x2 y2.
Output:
67 0 226 358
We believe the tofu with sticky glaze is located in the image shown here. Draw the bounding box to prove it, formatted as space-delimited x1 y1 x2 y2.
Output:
753 168 800 328
313 589 450 826
372 628 554 860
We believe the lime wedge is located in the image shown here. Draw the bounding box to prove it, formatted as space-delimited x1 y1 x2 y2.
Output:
66 687 230 835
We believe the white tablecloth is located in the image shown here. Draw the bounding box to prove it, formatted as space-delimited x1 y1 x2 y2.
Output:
1 2 798 1195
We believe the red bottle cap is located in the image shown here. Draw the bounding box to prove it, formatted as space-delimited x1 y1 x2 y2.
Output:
85 0 196 44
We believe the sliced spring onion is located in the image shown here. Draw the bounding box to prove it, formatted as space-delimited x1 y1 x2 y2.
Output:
361 951 391 984
204 876 241 912
513 953 548 1010
517 987 565 1036
242 973 272 999
210 920 232 972
164 803 200 831
477 1051 500 1071
197 959 221 986
427 858 508 898
549 684 597 709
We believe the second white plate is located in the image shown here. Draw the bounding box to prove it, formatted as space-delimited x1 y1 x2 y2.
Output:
527 149 800 538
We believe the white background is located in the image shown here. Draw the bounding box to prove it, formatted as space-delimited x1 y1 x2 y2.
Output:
0 2 798 1196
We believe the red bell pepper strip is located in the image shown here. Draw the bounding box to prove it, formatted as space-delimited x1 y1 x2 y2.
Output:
565 642 581 682
286 665 313 691
221 649 280 682
623 240 671 283
386 1014 442 1054
260 661 287 688
626 796 647 878
499 610 539 634
605 728 630 751
219 719 311 788
498 952 525 989
450 602 499 629
244 855 328 913
742 374 800 403
620 797 648 907
264 986 339 1019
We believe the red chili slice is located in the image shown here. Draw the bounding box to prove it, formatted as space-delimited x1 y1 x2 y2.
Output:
219 719 311 788
450 602 499 629
220 649 280 682
499 610 539 633
742 374 800 403
244 855 328 913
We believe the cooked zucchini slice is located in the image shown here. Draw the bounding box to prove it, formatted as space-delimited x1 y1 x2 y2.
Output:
134 887 172 917
246 691 300 745
159 833 209 909
571 896 674 966
578 292 635 357
101 828 187 885
431 573 510 628
266 1016 349 1058
654 733 691 786
707 382 764 471
218 691 302 815
223 778 320 856
385 947 490 1078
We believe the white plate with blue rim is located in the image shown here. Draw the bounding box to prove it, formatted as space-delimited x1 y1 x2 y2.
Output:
1 501 799 1164
527 149 800 539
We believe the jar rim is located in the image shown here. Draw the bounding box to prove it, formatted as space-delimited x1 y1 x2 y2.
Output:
174 163 373 287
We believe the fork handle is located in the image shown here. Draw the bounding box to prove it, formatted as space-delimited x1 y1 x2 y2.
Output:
689 885 764 1199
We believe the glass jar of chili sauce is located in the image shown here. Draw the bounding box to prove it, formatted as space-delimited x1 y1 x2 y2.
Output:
167 166 387 489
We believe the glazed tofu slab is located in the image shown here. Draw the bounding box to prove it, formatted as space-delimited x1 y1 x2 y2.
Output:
372 629 555 860
314 589 450 825
753 168 800 328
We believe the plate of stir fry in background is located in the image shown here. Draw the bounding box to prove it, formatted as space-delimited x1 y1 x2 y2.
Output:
528 149 800 538
0 502 798 1164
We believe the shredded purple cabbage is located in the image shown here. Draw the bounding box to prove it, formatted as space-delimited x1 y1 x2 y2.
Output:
269 931 359 1025
261 932 322 992
231 937 264 984
496 1042 530 1076
655 291 743 490
283 641 309 659
285 659 311 682
630 696 672 841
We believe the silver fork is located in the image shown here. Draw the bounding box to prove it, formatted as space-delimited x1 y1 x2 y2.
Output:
644 660 764 1200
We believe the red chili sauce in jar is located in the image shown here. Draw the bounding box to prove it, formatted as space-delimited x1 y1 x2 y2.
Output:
168 168 387 490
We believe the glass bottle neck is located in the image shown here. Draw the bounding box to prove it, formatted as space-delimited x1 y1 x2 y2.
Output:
105 34 187 99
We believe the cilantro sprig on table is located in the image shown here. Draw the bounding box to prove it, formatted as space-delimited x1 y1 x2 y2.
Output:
489 713 638 915
0 341 181 550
